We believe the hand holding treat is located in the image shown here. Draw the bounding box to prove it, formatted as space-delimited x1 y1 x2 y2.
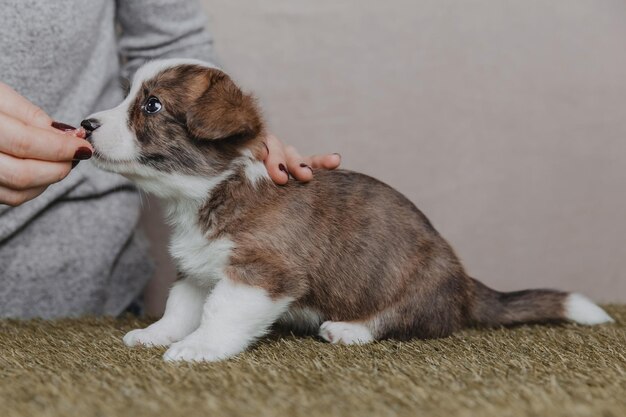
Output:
0 82 93 206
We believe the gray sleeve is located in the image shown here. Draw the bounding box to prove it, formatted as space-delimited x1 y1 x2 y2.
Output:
116 0 217 79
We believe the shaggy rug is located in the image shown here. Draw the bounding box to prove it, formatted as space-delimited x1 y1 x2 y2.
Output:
1 306 624 417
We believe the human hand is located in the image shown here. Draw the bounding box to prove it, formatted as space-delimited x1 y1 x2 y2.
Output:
261 134 341 185
0 82 93 206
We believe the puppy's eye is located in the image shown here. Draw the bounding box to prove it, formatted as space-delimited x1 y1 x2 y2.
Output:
142 96 163 114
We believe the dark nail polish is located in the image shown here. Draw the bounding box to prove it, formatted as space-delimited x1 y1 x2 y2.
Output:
74 147 92 160
52 121 76 132
71 160 80 169
279 163 288 174
299 163 314 174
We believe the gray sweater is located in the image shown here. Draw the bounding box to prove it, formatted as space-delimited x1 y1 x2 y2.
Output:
0 0 216 317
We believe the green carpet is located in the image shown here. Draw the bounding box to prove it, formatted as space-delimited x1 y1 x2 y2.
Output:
1 306 625 417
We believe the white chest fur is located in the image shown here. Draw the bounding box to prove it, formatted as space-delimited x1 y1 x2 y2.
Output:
159 157 266 284
166 200 234 285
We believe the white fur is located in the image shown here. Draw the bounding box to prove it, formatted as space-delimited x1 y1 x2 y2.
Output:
161 172 236 284
170 233 234 285
564 293 614 325
241 149 271 186
124 280 209 347
134 166 232 201
319 321 374 345
87 104 138 162
164 279 292 362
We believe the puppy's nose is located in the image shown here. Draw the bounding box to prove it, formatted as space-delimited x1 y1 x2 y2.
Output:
80 118 101 132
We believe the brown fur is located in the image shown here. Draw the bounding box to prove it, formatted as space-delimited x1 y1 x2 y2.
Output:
197 164 567 340
199 166 475 339
126 65 265 177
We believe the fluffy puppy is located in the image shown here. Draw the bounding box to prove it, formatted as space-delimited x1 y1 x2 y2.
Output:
82 59 613 362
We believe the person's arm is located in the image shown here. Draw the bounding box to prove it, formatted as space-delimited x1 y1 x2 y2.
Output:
115 0 340 183
0 82 92 206
116 0 216 80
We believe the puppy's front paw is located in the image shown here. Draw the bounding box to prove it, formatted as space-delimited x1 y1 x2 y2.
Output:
163 339 229 363
123 328 179 347
319 321 374 345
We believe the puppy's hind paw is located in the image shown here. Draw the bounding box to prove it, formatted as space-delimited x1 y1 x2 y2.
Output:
319 321 374 345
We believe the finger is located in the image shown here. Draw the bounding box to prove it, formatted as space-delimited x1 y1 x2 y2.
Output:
263 134 289 185
0 112 92 162
0 152 72 190
51 122 87 139
0 82 53 129
305 153 342 170
0 184 47 207
258 140 269 161
284 145 313 182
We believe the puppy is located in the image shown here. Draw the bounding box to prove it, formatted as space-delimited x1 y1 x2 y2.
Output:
83 59 613 362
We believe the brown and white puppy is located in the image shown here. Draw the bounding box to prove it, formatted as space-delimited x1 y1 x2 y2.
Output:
83 59 613 362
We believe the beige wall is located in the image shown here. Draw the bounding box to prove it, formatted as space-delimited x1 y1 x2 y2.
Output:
143 0 626 314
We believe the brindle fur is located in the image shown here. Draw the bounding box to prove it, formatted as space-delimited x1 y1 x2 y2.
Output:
125 64 569 341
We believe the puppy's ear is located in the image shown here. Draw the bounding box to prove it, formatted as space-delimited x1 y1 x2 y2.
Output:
187 74 262 141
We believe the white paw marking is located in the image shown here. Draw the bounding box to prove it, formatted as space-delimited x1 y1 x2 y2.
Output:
319 321 374 345
160 279 291 362
123 327 182 347
163 338 228 362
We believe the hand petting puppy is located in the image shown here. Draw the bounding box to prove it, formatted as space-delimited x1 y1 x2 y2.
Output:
261 133 341 184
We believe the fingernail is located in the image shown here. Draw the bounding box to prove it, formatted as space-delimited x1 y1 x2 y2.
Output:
263 142 269 153
299 163 313 174
279 163 288 174
333 153 342 159
74 147 92 160
71 160 80 169
52 121 76 132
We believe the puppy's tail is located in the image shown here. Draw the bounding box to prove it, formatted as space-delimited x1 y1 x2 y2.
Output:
468 278 614 327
